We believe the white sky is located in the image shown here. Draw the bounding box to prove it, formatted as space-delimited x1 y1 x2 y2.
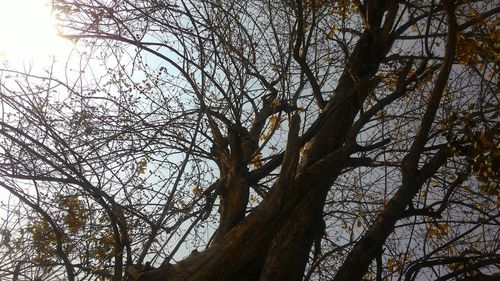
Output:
0 0 73 64
0 0 75 209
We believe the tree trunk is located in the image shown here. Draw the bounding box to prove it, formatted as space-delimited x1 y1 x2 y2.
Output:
136 4 396 281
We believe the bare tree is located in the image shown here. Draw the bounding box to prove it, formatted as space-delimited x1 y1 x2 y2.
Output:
0 0 498 280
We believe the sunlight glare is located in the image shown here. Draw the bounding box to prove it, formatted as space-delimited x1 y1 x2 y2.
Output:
0 0 73 62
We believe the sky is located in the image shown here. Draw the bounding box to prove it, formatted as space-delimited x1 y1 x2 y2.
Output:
0 0 75 207
0 1 197 263
0 0 73 64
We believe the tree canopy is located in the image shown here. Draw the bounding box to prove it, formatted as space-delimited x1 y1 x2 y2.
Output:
0 0 498 280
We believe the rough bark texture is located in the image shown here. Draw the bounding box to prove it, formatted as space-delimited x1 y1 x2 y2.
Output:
135 3 399 280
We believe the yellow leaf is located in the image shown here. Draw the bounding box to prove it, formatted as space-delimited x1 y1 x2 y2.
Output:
327 24 336 39
251 152 262 169
136 157 148 174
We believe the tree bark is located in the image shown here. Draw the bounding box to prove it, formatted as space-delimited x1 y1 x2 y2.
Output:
334 4 458 279
135 8 398 281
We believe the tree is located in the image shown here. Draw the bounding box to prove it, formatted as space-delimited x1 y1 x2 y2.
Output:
0 0 498 280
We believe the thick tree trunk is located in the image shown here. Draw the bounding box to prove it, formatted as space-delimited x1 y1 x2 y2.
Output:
259 180 329 281
135 3 397 280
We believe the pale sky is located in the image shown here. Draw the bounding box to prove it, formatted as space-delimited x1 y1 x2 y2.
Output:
0 0 73 63
0 0 74 208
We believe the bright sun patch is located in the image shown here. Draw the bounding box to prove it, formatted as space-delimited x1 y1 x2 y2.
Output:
0 0 72 62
